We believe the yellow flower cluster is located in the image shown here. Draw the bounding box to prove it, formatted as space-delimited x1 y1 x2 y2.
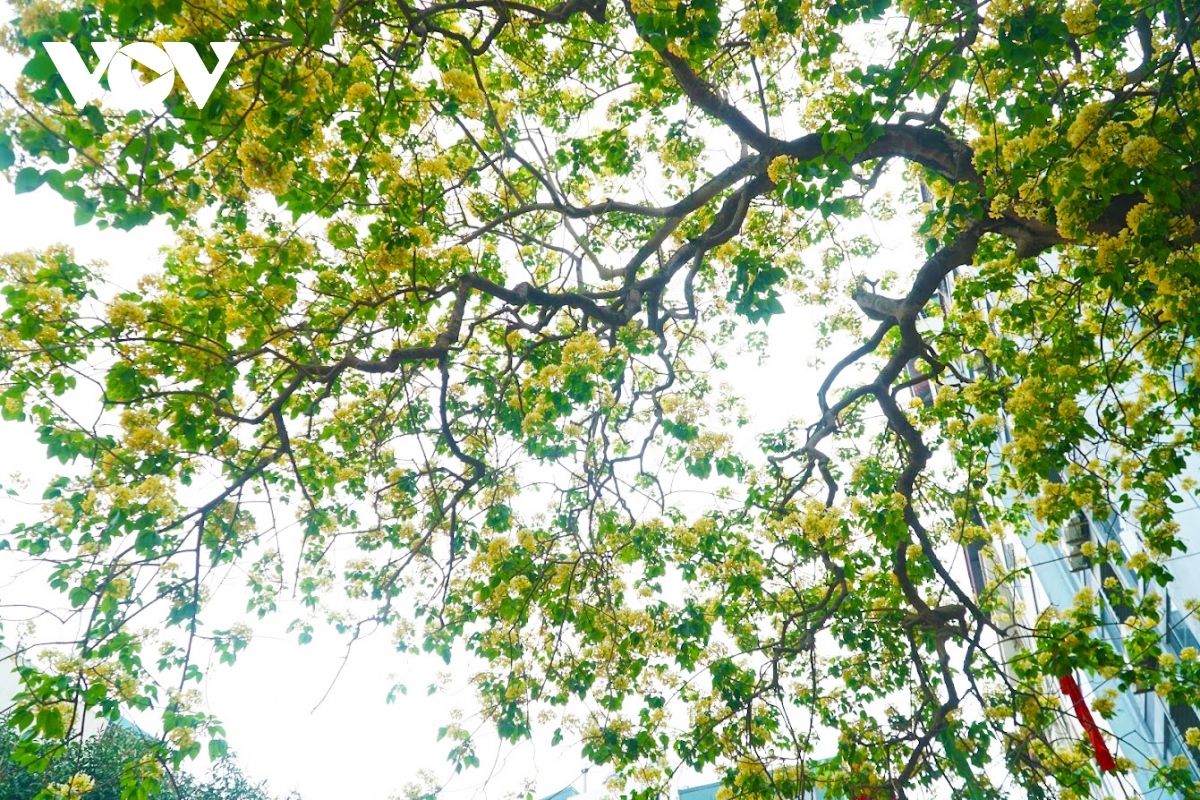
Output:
39 649 142 703
1122 135 1161 168
1091 689 1118 718
237 139 297 195
47 773 96 799
1067 102 1106 149
560 331 607 368
1062 0 1098 34
1031 480 1071 524
107 297 147 329
442 68 485 108
168 725 197 749
94 473 176 517
767 155 793 184
1126 550 1151 572
345 82 374 107
121 408 167 454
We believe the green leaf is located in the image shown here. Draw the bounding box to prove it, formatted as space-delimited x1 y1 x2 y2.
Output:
208 738 228 760
13 168 44 194
73 203 95 226
21 51 57 81
0 135 14 170
68 586 91 608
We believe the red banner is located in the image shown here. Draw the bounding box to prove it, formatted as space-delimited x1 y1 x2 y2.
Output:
1059 673 1117 772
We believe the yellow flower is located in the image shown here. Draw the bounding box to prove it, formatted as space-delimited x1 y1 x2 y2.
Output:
345 81 373 106
108 298 146 328
1063 1 1098 35
1067 102 1106 147
442 68 484 107
516 529 536 550
1122 135 1162 168
237 139 296 195
47 773 95 799
1125 201 1157 234
168 726 197 749
767 155 793 184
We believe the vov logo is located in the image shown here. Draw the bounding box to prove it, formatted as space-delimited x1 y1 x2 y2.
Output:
43 41 240 111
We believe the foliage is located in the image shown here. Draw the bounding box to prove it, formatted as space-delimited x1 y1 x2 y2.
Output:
0 722 290 800
0 0 1199 798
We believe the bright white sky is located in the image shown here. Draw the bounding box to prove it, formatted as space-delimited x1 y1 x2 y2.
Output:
0 12 930 800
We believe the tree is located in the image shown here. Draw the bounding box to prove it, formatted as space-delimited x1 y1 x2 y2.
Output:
0 0 1198 798
0 722 293 800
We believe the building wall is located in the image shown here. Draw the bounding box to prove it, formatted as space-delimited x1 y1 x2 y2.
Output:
929 266 1200 798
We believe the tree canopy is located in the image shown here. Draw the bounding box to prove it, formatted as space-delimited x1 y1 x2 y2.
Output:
0 722 295 800
1 0 1200 798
